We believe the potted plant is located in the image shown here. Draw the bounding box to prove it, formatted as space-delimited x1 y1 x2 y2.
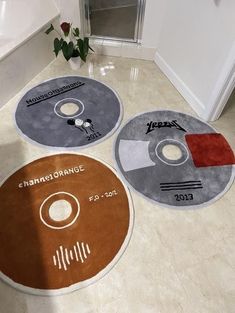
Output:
45 22 94 69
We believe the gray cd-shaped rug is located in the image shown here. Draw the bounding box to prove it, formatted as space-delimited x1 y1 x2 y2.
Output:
114 110 235 208
15 76 122 148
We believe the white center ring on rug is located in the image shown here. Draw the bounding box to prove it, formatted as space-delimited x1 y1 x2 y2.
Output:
155 139 189 166
54 98 84 119
40 192 80 229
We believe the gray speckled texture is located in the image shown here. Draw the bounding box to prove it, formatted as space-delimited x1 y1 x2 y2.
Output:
15 76 122 148
114 110 234 208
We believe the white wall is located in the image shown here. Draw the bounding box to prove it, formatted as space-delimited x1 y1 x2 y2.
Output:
144 0 235 120
141 0 166 48
54 0 82 28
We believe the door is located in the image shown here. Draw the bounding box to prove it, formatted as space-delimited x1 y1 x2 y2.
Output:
82 0 145 42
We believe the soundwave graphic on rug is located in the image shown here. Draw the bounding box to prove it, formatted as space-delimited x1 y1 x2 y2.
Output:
114 110 235 208
0 154 133 295
15 76 122 148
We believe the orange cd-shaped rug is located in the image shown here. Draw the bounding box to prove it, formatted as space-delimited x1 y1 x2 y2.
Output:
0 154 133 295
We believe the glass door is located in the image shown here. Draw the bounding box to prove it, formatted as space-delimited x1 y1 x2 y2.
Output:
82 0 145 42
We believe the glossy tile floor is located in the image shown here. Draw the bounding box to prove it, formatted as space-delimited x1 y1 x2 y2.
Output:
0 54 234 313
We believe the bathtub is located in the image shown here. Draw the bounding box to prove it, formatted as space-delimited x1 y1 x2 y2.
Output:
0 0 59 107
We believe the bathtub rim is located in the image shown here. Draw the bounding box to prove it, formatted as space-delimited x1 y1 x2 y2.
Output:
0 14 60 62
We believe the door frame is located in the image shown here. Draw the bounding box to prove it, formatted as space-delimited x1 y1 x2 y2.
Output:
205 42 235 121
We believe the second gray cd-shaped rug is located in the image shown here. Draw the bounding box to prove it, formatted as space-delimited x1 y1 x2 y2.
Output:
15 76 122 148
114 110 234 208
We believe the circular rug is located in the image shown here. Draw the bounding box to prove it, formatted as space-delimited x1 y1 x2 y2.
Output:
114 110 235 208
15 76 122 148
0 154 133 295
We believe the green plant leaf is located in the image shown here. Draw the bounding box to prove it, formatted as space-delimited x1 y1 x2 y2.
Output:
45 24 54 35
73 27 80 38
62 41 74 61
72 49 80 57
77 39 86 62
54 38 62 57
84 37 89 55
88 44 94 52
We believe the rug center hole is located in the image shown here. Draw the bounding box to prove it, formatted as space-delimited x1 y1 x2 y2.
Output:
162 144 182 160
49 200 72 222
60 102 80 116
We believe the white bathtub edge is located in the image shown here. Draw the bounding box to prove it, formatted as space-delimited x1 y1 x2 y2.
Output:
0 14 60 62
0 18 60 109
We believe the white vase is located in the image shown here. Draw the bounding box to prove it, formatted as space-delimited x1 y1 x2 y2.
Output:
68 57 81 70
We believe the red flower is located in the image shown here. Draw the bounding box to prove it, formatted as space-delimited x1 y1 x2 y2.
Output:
60 22 70 36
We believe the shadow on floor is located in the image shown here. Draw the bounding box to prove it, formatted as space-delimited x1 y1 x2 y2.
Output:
0 141 57 313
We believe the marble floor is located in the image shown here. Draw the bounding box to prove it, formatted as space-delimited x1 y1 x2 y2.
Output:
0 54 234 313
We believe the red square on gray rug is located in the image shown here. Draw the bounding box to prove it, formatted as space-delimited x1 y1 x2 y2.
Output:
185 133 235 167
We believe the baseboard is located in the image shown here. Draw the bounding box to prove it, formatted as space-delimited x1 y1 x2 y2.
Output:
154 51 206 119
206 43 235 121
209 71 235 121
90 40 156 61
